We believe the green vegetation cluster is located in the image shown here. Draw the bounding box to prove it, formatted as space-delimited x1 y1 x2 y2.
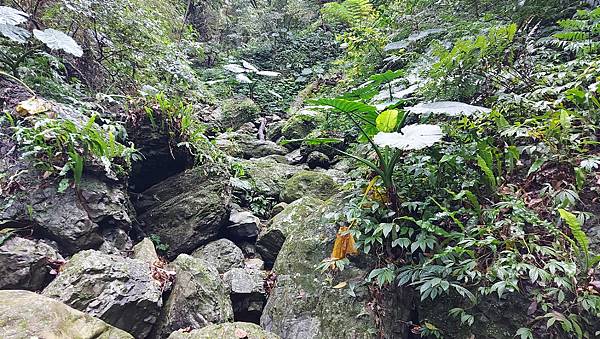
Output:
308 0 600 338
2 0 600 338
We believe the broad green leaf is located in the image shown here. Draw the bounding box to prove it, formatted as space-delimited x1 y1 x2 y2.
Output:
477 156 497 188
527 158 546 176
406 101 491 116
33 28 83 57
369 69 404 84
312 98 377 114
0 6 28 25
241 60 258 72
235 74 252 84
374 124 443 150
0 23 30 43
223 64 246 73
376 109 399 132
256 70 280 77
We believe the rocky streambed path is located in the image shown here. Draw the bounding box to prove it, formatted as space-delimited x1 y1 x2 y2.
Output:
0 84 400 339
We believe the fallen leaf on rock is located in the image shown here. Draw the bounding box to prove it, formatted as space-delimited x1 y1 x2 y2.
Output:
16 97 52 116
235 328 248 338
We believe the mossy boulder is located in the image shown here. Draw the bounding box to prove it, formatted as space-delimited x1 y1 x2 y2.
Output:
42 250 163 338
256 197 324 267
1 176 133 254
280 111 318 142
192 238 244 274
279 170 338 203
134 166 231 259
153 254 233 338
260 197 380 339
0 290 133 339
168 322 279 339
216 132 288 159
221 98 260 129
231 157 303 201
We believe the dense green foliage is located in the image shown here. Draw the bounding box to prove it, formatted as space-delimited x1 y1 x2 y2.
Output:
1 0 600 338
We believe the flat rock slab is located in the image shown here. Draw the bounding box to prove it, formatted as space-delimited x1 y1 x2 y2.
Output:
168 322 279 339
0 290 133 339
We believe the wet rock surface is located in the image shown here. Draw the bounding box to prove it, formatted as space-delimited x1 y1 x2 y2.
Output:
135 166 231 259
168 322 279 339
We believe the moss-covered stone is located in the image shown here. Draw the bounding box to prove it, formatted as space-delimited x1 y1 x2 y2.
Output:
260 197 379 339
221 98 260 129
280 111 318 141
256 197 324 266
168 322 279 339
232 157 302 200
0 290 133 339
153 254 233 338
279 170 338 203
134 165 231 259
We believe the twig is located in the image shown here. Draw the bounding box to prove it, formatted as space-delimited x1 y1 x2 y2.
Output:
0 71 35 95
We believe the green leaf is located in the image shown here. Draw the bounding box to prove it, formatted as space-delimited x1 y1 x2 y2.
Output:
33 28 83 57
369 69 404 84
312 98 377 115
57 178 70 193
558 209 589 258
0 23 30 43
376 109 399 132
0 6 29 25
516 327 533 339
527 158 546 176
477 155 497 188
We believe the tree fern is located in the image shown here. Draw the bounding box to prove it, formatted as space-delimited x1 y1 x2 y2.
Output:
552 8 600 56
321 0 375 26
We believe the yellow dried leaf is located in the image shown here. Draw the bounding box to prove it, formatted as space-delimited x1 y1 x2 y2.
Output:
331 226 358 260
16 97 52 117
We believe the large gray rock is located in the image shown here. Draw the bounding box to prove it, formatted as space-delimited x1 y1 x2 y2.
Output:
256 197 324 267
98 228 133 255
133 237 160 264
153 254 233 338
260 197 382 339
0 290 133 339
43 250 163 338
0 236 63 291
227 210 261 239
135 166 231 258
1 176 133 254
192 238 244 274
216 132 288 159
223 267 267 323
279 170 338 204
168 322 279 339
